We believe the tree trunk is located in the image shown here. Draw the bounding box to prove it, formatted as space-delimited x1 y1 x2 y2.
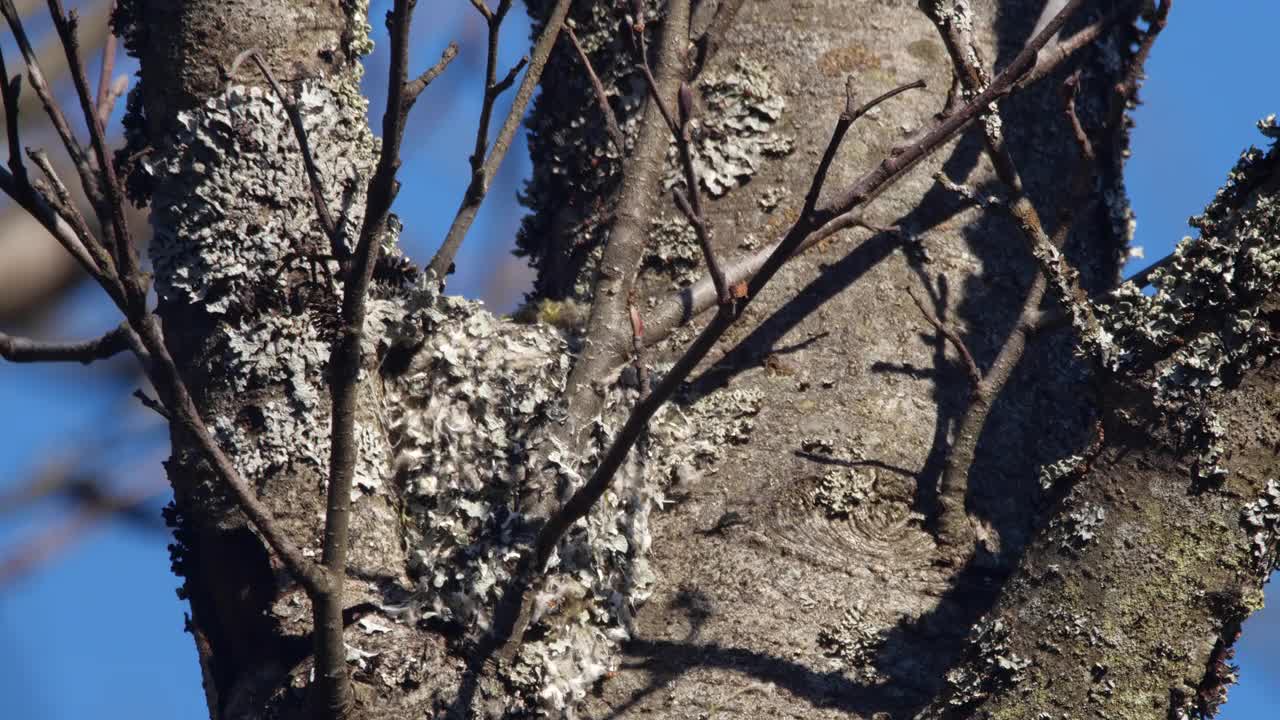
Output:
115 1 1280 718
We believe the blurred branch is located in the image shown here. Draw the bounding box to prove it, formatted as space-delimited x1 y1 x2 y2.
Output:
0 475 166 588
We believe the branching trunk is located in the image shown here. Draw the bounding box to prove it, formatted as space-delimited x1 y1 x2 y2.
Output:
5 1 1278 719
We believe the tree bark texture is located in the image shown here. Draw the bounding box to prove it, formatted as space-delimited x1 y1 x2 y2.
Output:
116 1 1280 719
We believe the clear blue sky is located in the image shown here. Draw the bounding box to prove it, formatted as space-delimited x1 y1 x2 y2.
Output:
1 2 1278 717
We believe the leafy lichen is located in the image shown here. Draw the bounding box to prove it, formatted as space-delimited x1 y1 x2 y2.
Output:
1087 125 1280 483
664 58 794 198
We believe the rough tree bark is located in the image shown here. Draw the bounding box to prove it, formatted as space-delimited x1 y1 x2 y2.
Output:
4 1 1278 719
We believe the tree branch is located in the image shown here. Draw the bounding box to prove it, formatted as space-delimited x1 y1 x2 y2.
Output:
314 0 451 714
565 24 625 154
0 324 131 364
46 0 143 307
427 0 573 282
554 0 692 452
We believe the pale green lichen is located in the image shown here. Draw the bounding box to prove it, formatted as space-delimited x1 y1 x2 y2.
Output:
813 467 878 519
382 279 671 714
1037 453 1086 492
1084 123 1280 483
645 215 701 286
147 79 389 498
147 82 378 312
344 0 375 58
945 618 1031 709
665 58 794 197
818 602 888 680
1051 503 1106 550
1241 479 1280 572
758 186 787 213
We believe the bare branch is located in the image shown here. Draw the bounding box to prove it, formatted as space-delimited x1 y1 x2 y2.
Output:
0 46 23 181
404 41 460 108
0 324 131 364
313 0 447 713
93 0 117 127
487 0 697 662
907 284 981 389
24 147 117 285
132 388 170 420
229 48 343 256
565 24 625 153
47 0 143 306
0 0 91 175
803 77 928 219
672 80 730 304
427 0 573 281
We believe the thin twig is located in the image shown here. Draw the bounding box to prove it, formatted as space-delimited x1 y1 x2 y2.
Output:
427 0 573 281
0 44 24 181
0 325 131 364
565 24 625 153
47 0 143 307
228 48 343 256
0 0 91 178
93 0 116 127
132 388 171 420
24 147 113 283
907 284 981 388
630 15 728 303
404 42 460 109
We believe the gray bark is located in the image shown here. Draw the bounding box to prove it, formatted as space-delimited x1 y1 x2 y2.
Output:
110 1 1279 719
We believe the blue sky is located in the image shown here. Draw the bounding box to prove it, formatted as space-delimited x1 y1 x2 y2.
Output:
1 2 1278 717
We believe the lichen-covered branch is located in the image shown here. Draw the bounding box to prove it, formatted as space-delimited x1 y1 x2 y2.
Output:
920 125 1280 717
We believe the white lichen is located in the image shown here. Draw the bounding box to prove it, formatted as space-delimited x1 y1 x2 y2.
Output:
665 58 794 197
1241 479 1280 571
